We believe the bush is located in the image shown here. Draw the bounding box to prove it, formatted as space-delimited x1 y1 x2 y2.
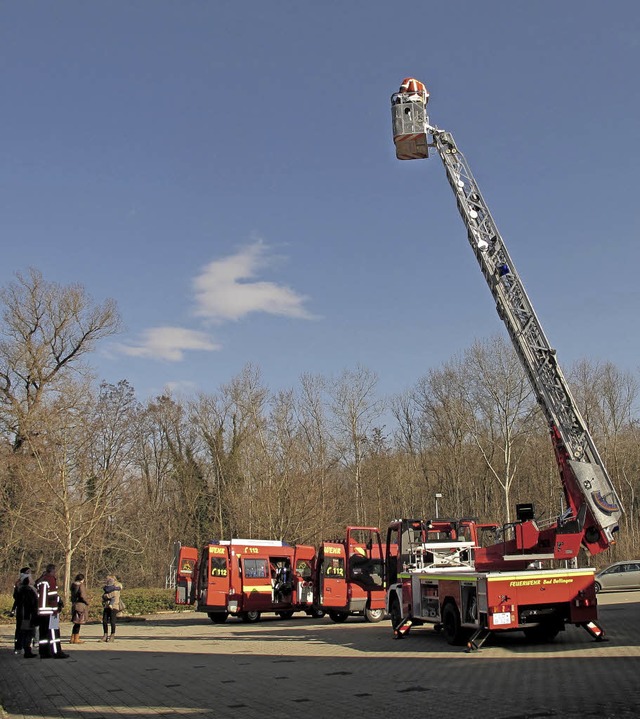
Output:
0 593 13 623
0 588 191 624
117 588 188 617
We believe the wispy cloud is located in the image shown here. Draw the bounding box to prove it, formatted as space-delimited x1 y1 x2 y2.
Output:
193 240 314 322
162 380 198 395
117 327 220 362
116 241 314 364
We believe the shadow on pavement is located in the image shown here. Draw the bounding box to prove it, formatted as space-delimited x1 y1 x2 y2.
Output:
1 596 639 719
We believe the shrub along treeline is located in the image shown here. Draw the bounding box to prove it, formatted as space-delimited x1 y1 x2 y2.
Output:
0 588 185 624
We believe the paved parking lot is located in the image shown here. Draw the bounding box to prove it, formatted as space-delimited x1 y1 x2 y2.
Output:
1 592 639 719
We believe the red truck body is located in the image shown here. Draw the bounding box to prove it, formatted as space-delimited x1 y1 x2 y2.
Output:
175 539 317 623
387 518 601 647
316 526 396 623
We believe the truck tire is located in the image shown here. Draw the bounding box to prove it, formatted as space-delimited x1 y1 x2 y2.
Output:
390 597 402 632
309 606 325 619
364 607 385 623
328 610 349 623
241 611 261 623
277 610 295 619
208 612 228 624
442 602 466 646
523 622 562 643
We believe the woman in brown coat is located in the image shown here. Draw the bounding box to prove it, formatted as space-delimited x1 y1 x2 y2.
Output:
70 574 89 644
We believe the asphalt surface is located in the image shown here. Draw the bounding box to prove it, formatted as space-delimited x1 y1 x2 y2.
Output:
1 592 639 719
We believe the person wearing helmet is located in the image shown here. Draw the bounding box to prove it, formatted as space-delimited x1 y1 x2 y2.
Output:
399 77 429 105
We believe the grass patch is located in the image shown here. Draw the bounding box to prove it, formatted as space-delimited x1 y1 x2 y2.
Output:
0 588 192 624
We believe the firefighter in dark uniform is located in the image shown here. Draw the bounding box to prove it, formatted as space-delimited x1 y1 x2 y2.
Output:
35 564 69 659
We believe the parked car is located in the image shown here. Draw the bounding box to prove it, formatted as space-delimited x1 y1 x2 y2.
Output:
595 561 640 593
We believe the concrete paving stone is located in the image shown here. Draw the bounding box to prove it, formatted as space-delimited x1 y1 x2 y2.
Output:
1 592 639 718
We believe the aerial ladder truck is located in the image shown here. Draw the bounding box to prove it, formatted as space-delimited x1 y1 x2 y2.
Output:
387 78 623 649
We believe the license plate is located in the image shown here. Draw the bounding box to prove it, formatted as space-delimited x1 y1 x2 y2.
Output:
493 612 512 626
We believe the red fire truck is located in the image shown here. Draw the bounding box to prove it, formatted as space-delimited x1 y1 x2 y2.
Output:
386 517 601 647
175 539 319 623
388 80 623 649
315 526 392 623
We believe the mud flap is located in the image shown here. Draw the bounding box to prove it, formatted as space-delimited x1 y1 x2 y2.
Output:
581 620 607 642
393 616 413 639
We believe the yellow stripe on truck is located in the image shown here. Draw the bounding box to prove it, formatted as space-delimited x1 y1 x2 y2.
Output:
486 571 594 582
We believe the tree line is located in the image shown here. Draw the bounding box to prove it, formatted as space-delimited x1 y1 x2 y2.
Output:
1 269 638 600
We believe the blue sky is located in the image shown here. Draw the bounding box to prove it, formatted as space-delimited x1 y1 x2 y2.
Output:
1 1 639 403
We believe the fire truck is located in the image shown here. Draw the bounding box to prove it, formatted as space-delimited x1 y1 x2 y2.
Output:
387 79 623 649
315 526 390 623
175 539 319 623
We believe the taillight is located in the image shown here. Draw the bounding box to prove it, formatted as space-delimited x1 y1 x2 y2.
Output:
489 604 514 614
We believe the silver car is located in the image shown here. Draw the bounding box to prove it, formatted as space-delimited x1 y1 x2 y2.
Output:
595 561 640 593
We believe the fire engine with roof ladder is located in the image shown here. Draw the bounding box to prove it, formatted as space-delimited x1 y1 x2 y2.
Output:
388 78 623 651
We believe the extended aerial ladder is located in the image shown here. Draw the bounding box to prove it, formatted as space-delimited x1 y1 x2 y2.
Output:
391 80 622 559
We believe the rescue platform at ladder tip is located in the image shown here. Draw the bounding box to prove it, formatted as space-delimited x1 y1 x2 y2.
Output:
391 77 430 160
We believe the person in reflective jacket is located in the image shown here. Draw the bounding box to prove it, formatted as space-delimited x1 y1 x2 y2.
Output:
35 564 69 659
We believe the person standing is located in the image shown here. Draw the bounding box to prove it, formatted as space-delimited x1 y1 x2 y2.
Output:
70 573 89 644
101 575 123 642
10 567 31 655
35 564 69 659
14 575 38 658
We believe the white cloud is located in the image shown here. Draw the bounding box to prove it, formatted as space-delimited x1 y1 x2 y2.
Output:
114 241 314 365
117 327 220 362
162 380 198 395
193 241 314 322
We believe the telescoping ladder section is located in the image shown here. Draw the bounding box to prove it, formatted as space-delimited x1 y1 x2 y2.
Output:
429 127 622 551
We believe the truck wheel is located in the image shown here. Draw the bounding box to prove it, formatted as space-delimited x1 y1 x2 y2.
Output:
328 610 349 623
442 603 465 646
390 598 402 631
523 623 562 643
309 606 325 619
277 610 295 619
208 612 228 624
241 611 261 623
364 607 385 623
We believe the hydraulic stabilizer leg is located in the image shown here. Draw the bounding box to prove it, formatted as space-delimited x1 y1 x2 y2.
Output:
581 620 607 642
465 628 492 652
393 616 413 639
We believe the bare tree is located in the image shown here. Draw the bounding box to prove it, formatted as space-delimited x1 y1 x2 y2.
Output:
12 379 135 600
297 373 334 528
461 336 540 522
570 360 639 555
191 388 250 539
328 365 384 525
411 362 476 518
0 268 120 450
